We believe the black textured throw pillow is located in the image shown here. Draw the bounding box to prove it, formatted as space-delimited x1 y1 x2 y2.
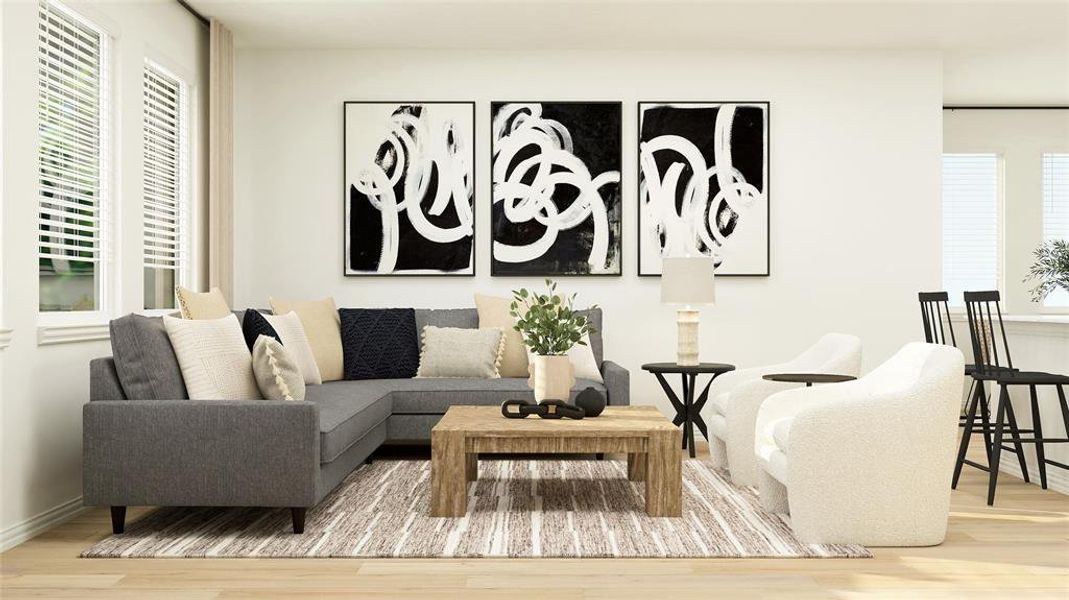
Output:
339 308 419 380
242 309 281 351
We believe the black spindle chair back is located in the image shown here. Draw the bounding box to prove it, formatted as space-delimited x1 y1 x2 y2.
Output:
918 292 957 346
963 290 1014 376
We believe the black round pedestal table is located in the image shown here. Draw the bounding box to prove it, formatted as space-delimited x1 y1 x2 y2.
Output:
762 373 857 387
642 362 736 458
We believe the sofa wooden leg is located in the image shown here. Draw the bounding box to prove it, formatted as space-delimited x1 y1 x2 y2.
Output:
110 506 126 534
291 507 306 534
365 455 373 465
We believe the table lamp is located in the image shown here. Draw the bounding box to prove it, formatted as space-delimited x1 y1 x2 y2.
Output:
661 256 716 366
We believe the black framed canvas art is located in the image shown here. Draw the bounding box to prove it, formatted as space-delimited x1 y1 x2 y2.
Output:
490 101 622 276
344 101 475 276
638 102 770 276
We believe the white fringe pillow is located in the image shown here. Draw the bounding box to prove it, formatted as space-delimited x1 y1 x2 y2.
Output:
251 335 306 401
416 326 505 378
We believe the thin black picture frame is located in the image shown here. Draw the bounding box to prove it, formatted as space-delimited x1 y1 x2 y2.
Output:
489 100 624 278
636 101 771 278
342 100 477 278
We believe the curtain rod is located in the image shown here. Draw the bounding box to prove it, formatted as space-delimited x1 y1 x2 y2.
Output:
943 105 1068 110
176 0 210 26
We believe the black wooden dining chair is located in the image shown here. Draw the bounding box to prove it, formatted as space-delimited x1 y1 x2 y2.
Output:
954 290 1069 505
918 291 980 427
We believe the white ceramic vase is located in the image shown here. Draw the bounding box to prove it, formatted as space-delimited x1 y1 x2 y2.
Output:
528 354 575 402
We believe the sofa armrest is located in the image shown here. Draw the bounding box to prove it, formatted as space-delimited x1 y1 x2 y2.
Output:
83 400 319 508
601 360 630 406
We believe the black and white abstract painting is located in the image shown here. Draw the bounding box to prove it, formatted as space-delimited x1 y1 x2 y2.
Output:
344 101 475 275
491 102 622 276
638 102 769 276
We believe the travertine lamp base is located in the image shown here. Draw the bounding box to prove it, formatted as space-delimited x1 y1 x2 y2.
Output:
676 309 699 366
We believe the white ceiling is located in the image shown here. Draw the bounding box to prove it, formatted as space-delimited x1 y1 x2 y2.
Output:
187 0 1068 53
185 0 1069 102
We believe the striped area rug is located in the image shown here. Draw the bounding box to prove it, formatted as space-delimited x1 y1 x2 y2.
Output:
82 459 870 558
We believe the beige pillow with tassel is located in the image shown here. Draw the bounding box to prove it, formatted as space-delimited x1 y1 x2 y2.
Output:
251 335 306 401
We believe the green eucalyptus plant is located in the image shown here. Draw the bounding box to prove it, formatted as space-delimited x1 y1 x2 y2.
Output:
509 279 598 356
1024 239 1069 303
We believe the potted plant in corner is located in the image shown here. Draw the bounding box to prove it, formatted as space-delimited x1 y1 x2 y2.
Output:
510 279 597 402
1024 239 1069 303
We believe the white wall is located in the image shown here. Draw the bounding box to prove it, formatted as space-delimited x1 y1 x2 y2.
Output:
0 0 208 550
234 49 943 413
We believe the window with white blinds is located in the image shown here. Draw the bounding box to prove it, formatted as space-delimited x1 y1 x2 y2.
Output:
1042 153 1068 307
142 61 188 310
942 154 1001 305
37 0 110 313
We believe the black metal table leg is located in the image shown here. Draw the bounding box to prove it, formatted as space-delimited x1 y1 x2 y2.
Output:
681 373 692 452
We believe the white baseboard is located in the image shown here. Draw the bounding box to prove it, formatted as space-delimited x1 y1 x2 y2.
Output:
0 496 87 552
999 462 1069 495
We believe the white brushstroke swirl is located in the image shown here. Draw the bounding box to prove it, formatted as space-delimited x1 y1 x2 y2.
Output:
351 107 473 273
639 104 764 265
492 103 619 272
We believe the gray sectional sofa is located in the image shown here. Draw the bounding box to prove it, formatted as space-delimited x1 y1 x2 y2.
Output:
84 307 629 534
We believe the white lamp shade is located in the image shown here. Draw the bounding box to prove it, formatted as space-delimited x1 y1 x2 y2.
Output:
661 256 716 305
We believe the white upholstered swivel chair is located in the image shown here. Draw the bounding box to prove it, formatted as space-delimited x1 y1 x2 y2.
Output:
754 342 965 546
706 333 862 487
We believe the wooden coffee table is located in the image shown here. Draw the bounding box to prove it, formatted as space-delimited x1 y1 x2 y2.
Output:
430 405 682 518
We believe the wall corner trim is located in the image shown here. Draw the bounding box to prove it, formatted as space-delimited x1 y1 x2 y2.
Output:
37 323 110 346
0 496 87 553
0 328 13 350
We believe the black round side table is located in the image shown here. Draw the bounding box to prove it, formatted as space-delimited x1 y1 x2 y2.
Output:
762 373 857 387
642 362 736 458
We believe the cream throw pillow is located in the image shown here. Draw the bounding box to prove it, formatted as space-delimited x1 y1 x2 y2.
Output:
269 297 344 382
251 335 306 401
262 312 322 385
163 314 261 400
474 293 529 377
417 326 505 378
176 286 231 320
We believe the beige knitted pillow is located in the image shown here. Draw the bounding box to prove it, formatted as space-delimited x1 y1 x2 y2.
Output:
251 335 306 401
176 286 231 320
416 326 505 378
163 314 260 400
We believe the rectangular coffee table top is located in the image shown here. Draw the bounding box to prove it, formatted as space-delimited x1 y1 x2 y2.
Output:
434 405 675 437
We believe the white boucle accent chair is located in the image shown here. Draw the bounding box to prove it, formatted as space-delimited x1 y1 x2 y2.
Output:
753 342 965 546
705 333 862 487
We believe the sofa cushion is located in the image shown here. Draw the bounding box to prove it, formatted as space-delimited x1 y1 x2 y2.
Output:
414 308 478 331
242 308 281 350
339 308 420 380
579 308 603 366
388 377 606 414
109 314 188 400
305 382 394 463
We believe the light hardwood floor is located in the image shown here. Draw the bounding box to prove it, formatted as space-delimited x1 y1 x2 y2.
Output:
2 442 1067 599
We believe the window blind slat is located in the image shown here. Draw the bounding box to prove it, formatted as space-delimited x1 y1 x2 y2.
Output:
1042 153 1069 307
942 153 1000 305
141 60 188 310
37 0 108 291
